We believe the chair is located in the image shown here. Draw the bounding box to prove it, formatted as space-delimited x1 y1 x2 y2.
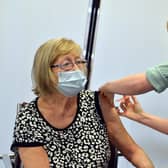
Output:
0 154 13 168
13 152 23 168
0 153 22 168
108 143 122 168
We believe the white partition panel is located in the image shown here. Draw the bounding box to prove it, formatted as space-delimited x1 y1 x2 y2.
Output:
0 0 89 154
90 0 168 167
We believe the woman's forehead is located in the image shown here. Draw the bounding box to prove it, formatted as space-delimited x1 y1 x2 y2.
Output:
56 53 81 62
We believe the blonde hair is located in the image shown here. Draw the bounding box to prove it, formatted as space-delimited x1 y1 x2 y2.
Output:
32 38 82 96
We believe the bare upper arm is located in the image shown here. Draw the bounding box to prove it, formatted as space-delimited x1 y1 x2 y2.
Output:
98 93 140 158
18 146 50 168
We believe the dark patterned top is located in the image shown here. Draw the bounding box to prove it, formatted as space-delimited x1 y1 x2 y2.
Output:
11 90 111 168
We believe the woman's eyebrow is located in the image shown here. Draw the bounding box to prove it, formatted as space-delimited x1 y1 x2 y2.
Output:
64 56 80 61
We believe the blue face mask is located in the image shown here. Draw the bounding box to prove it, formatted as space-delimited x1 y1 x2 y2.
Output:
57 70 87 97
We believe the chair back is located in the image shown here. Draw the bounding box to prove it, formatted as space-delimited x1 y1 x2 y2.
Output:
108 144 119 168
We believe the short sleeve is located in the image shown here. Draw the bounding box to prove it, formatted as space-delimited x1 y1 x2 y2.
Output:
94 91 105 124
11 102 44 152
146 62 168 93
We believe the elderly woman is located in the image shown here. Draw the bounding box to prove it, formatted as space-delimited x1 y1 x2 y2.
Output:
11 38 154 168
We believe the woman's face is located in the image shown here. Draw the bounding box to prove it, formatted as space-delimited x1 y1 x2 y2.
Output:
51 53 87 73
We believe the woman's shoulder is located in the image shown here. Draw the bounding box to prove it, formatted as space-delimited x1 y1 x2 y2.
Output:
79 90 100 109
79 89 99 101
16 98 38 119
79 89 96 97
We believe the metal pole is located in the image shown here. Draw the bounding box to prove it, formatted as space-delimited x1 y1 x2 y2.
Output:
83 1 120 167
83 0 101 89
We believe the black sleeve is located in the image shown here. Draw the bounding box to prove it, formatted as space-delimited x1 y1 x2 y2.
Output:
10 103 44 152
94 91 105 124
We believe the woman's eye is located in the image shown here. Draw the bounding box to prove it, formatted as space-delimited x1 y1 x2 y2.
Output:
62 62 71 67
75 60 81 64
76 60 87 65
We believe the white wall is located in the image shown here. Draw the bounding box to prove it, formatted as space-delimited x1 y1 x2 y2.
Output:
0 0 168 167
0 0 89 153
90 0 168 167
